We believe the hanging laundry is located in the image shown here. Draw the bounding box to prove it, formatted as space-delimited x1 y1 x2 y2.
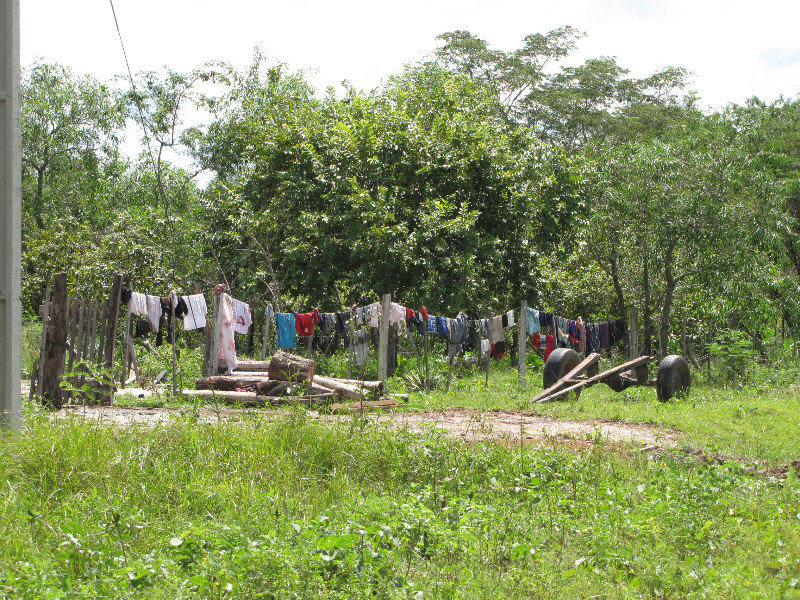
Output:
174 297 188 320
526 307 540 335
296 313 315 337
145 295 162 333
335 312 350 339
447 312 469 358
230 298 252 335
480 338 491 359
129 291 148 317
134 319 150 338
426 315 438 334
489 315 504 344
217 293 238 372
555 317 570 348
437 316 448 338
568 319 581 345
610 318 628 345
544 335 554 361
405 307 415 322
320 312 337 334
120 287 132 304
491 341 506 359
599 321 610 350
366 302 382 327
181 293 207 330
353 329 370 367
479 318 490 339
538 311 553 328
415 311 426 335
276 313 296 349
505 310 515 328
502 313 508 328
421 306 428 322
578 317 586 353
156 297 172 346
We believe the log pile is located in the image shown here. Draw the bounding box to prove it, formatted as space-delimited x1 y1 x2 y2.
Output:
188 352 395 410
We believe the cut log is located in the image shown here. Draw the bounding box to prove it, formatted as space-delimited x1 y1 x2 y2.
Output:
196 375 270 391
267 351 316 383
312 375 375 401
183 389 257 401
320 376 384 392
327 399 403 413
235 359 271 372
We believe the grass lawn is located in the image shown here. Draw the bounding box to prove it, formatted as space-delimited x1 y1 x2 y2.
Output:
2 397 800 599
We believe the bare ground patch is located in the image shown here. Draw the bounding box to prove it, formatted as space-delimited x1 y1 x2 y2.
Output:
53 405 679 449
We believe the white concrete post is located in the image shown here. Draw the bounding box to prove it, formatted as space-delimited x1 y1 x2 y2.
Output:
0 0 21 429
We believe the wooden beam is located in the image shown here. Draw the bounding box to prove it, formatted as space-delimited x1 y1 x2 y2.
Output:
519 300 527 389
377 293 390 381
529 352 601 403
534 355 652 403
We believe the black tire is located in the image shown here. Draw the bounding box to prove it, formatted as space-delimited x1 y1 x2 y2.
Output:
656 355 691 402
543 348 582 401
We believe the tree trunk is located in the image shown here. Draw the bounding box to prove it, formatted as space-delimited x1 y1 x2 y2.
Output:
642 254 652 357
659 246 676 359
41 273 68 408
267 351 316 383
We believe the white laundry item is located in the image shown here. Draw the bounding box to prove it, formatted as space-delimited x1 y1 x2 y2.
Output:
146 295 162 332
182 293 208 330
231 298 252 335
505 310 515 328
218 293 238 372
129 292 147 316
480 339 491 358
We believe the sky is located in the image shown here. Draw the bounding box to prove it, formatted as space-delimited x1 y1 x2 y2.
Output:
21 0 800 109
19 0 800 173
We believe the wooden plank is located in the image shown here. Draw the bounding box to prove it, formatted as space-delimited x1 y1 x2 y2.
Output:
36 285 51 398
64 298 77 402
101 275 122 404
534 355 652 403
246 305 254 357
95 305 107 368
529 352 601 403
121 300 132 388
261 304 273 361
88 300 98 366
126 336 141 386
41 273 68 408
519 300 527 389
377 293 390 381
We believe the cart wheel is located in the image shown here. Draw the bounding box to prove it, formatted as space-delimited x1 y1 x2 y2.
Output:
543 348 582 400
656 355 691 402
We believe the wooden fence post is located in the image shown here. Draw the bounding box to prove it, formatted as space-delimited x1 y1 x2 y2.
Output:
378 293 391 381
42 273 68 408
519 300 527 389
36 285 50 398
348 305 355 379
170 291 177 396
485 308 493 387
261 303 273 361
101 274 122 405
423 310 430 392
629 305 638 360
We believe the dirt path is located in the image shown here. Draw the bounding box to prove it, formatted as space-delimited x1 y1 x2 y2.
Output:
54 405 678 448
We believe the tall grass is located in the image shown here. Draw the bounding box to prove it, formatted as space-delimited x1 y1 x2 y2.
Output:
1 406 799 598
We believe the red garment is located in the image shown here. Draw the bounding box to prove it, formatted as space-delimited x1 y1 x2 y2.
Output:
532 333 540 348
406 307 415 321
544 335 554 361
312 307 320 325
491 341 506 359
296 312 314 336
421 306 428 322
